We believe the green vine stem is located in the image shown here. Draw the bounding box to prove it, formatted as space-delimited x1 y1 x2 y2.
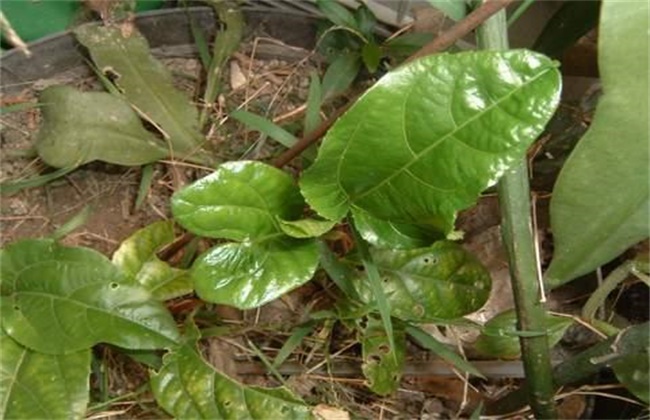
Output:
476 5 559 419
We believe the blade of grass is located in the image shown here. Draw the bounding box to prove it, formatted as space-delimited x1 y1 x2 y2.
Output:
247 339 290 388
184 0 212 70
304 72 323 134
50 205 92 241
0 101 41 114
272 322 317 369
350 223 396 359
406 325 485 379
506 0 534 26
317 240 361 301
0 166 75 196
135 163 154 210
230 109 298 148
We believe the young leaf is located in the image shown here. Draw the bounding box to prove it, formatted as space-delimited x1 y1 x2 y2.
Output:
300 50 561 240
74 25 209 162
0 239 180 354
278 218 336 239
361 42 382 73
35 86 168 168
0 329 90 420
230 109 298 148
474 310 573 359
112 221 192 301
316 0 359 31
191 238 319 309
321 53 362 100
360 316 406 396
545 0 649 287
352 241 491 321
172 161 304 241
150 322 311 419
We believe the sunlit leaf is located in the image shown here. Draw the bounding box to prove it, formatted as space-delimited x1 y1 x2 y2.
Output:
113 221 192 301
0 239 180 354
546 0 649 287
474 310 572 359
0 329 90 419
352 241 491 321
278 218 337 238
150 322 311 418
35 86 168 168
360 316 405 396
301 50 561 242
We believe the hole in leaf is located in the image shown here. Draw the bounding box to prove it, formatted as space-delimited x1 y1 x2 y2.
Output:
423 256 438 264
382 277 389 283
368 354 381 363
13 305 20 311
223 400 232 407
356 265 365 272
109 282 120 290
378 344 390 354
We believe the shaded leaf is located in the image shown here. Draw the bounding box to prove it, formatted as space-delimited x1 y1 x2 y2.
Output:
362 42 382 73
74 24 208 161
278 218 336 238
35 86 168 168
425 0 466 21
192 238 319 309
355 5 377 40
353 241 491 321
322 53 361 100
352 207 435 249
474 310 572 359
360 316 405 396
316 0 359 30
0 239 180 354
230 109 297 148
612 352 649 404
533 1 600 57
172 161 304 241
384 33 434 58
150 322 311 419
546 0 649 287
304 72 323 134
0 328 90 419
0 167 75 196
300 50 561 241
112 221 192 301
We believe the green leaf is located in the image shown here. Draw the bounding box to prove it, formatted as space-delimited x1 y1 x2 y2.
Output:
612 352 650 404
352 207 435 249
112 221 192 301
425 0 466 21
352 241 491 321
172 161 304 241
192 238 319 309
360 316 405 396
384 33 434 58
321 53 361 100
361 42 382 73
545 0 649 287
278 218 336 238
474 310 572 359
230 109 298 148
0 167 75 196
300 50 561 240
0 328 90 419
150 323 311 419
35 86 168 168
354 5 377 40
74 25 208 162
272 322 317 369
318 241 361 301
0 239 180 354
316 0 359 30
304 72 323 134
406 325 484 378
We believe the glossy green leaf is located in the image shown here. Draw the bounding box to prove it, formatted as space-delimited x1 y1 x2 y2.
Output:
74 25 208 162
112 221 192 301
278 218 336 238
300 50 561 240
360 317 405 396
150 323 311 419
353 241 491 321
316 0 359 30
474 310 572 359
425 0 466 21
352 207 435 249
322 53 361 100
192 238 319 309
0 329 90 419
35 86 168 168
172 161 304 241
546 0 649 287
230 109 297 148
0 239 180 354
612 351 649 404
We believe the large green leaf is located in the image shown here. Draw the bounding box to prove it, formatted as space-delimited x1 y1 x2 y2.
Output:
74 24 208 162
360 316 405 396
0 239 180 354
172 161 304 241
0 328 90 419
545 0 649 287
352 207 434 249
150 323 311 419
353 241 491 321
474 310 572 359
112 221 192 301
300 50 561 241
35 86 168 168
192 238 319 309
613 352 649 404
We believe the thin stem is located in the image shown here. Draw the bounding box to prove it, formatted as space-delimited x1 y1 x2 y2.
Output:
476 5 558 419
